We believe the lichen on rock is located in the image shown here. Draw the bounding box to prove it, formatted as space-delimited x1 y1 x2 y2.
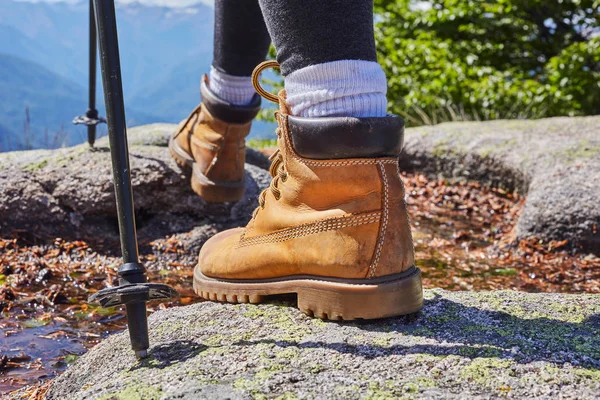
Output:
40 290 600 399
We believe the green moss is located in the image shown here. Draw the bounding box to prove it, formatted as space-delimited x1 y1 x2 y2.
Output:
410 327 435 336
276 348 299 360
414 377 437 388
333 384 361 399
545 366 560 374
233 377 252 390
64 354 79 364
458 346 480 357
233 356 287 398
559 140 600 161
311 318 326 329
254 363 284 380
461 325 493 335
429 302 461 324
233 378 267 400
431 142 450 157
414 353 447 363
243 308 266 319
573 368 600 382
460 358 514 387
308 364 325 374
546 302 589 323
373 334 391 347
274 393 299 400
204 334 226 346
97 385 162 400
198 345 229 358
402 382 419 393
246 304 312 342
364 381 397 399
154 320 184 336
52 146 90 167
479 347 503 358
21 159 48 172
478 138 518 158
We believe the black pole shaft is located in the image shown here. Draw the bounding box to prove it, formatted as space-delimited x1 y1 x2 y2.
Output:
88 0 97 147
93 0 139 265
94 0 149 358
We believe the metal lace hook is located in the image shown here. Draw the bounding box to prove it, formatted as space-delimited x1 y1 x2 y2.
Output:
252 60 281 104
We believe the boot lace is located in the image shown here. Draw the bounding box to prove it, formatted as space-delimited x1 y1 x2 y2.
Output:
251 61 286 218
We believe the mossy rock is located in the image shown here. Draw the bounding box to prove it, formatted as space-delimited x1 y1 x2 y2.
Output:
0 124 271 244
41 290 600 399
401 116 600 253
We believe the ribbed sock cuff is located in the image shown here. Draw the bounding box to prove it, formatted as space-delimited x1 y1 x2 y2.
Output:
284 60 388 118
208 66 256 106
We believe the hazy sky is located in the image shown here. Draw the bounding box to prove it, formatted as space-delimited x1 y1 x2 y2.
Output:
15 0 215 8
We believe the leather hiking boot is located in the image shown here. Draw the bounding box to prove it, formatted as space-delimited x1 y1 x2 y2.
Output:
169 75 261 202
193 64 423 320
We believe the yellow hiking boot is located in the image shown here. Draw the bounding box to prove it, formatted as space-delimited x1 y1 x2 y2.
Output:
169 75 261 202
193 64 422 320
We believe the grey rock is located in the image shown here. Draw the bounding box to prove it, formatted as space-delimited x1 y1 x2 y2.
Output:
400 116 600 252
0 124 271 243
3 118 597 252
43 290 600 399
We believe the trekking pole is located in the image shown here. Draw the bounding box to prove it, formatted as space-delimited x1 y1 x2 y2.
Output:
73 0 106 147
88 0 178 359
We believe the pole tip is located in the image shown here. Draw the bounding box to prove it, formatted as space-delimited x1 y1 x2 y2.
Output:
135 349 148 359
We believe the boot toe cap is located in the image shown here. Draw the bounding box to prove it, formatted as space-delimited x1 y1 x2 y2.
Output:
197 227 245 278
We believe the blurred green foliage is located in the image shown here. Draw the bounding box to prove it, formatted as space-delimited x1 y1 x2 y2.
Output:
247 138 278 149
375 0 600 125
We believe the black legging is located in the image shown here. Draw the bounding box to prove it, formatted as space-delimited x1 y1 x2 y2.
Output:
212 0 377 77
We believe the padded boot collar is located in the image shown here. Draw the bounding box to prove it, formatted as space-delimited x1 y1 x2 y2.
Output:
201 75 261 124
286 114 405 160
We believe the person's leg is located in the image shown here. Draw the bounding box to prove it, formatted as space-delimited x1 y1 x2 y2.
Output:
169 0 271 202
194 0 422 320
259 0 387 117
211 0 271 105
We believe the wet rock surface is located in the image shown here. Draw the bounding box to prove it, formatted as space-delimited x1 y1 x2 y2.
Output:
0 124 271 246
400 116 600 252
41 290 600 399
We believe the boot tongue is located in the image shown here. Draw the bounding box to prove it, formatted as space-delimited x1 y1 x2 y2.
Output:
277 89 293 115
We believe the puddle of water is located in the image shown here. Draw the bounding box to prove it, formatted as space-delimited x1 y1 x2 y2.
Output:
403 173 524 290
0 246 196 395
0 322 87 393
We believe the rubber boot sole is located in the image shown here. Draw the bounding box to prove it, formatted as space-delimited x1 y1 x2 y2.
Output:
193 266 423 320
169 135 245 203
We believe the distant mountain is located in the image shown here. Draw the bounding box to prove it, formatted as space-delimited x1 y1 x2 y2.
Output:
0 0 274 152
127 53 277 138
0 53 88 150
129 55 210 122
0 1 214 95
0 53 154 151
0 24 51 68
0 123 13 152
